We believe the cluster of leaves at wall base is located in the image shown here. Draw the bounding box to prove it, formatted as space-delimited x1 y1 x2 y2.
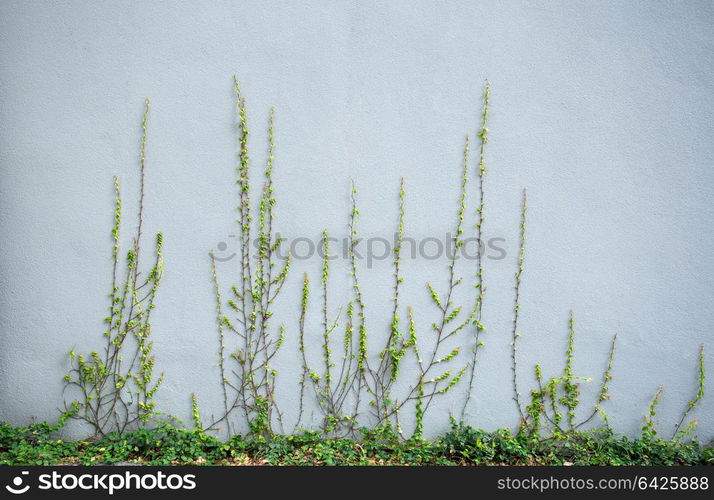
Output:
1 421 711 466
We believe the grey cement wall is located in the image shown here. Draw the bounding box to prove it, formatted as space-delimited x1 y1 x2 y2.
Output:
1 0 712 439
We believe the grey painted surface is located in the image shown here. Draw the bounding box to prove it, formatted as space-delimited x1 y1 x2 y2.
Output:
0 0 712 439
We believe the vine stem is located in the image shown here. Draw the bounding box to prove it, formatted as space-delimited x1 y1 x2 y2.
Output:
461 80 490 419
510 188 527 422
672 344 705 439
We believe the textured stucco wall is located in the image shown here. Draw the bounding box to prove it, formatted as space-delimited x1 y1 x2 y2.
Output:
1 0 712 439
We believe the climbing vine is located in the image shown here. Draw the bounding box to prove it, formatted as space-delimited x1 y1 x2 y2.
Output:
57 78 707 445
63 100 165 437
520 311 619 437
672 345 706 439
295 232 363 436
462 81 491 418
509 187 527 423
202 77 290 437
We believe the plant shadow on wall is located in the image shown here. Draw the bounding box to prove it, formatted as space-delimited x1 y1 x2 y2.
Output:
62 78 707 449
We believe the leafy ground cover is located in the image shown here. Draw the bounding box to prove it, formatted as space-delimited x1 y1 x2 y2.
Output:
2 422 711 466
